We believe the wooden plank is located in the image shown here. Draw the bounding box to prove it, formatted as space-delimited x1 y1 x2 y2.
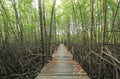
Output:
35 44 90 79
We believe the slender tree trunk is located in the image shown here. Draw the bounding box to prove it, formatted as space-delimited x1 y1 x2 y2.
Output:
12 0 23 44
67 20 70 47
43 0 48 61
90 0 94 78
48 0 56 59
100 0 107 78
38 0 45 63
110 1 120 43
54 10 57 44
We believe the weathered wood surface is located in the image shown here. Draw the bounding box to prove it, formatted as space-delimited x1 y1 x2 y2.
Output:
35 44 90 79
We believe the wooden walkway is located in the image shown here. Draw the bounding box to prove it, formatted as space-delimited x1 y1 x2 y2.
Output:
35 44 90 79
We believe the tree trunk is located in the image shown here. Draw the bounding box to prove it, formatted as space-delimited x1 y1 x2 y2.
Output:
90 0 94 78
38 0 45 64
48 0 56 59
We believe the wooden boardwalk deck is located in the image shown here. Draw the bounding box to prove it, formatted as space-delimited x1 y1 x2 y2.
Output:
35 44 90 79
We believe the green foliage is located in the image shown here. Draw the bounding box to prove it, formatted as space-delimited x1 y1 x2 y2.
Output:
0 0 120 78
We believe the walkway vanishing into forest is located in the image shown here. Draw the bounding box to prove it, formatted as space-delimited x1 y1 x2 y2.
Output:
35 44 90 79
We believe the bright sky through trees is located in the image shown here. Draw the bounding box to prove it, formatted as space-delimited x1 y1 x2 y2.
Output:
56 0 61 5
32 0 38 10
32 0 61 10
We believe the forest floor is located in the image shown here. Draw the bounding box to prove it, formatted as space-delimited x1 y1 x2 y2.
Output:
35 44 90 79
